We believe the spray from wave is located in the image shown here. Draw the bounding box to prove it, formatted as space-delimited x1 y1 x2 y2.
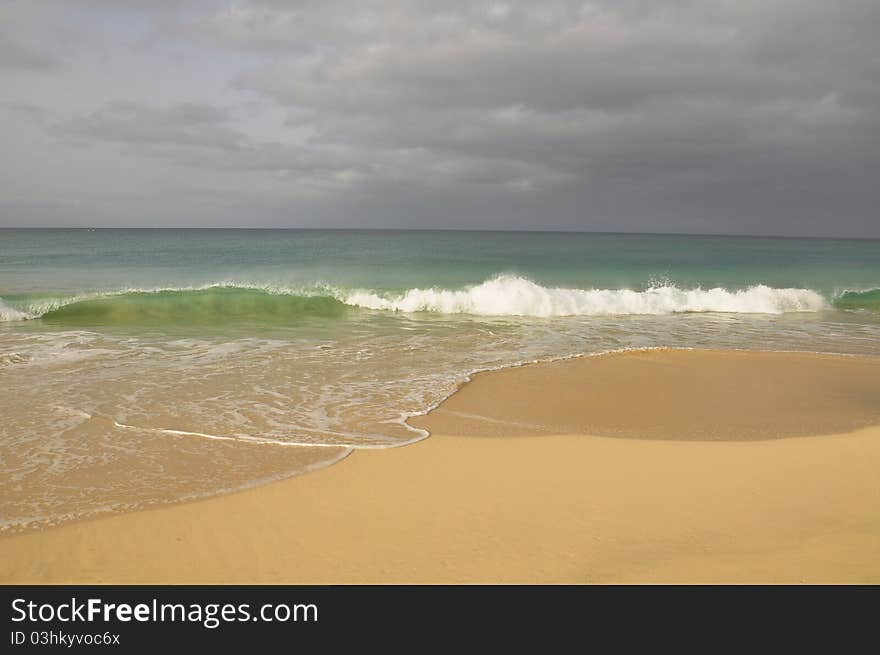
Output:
0 298 29 321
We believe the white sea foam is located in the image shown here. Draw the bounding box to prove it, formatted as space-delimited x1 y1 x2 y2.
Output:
344 275 828 316
0 298 30 321
0 277 830 322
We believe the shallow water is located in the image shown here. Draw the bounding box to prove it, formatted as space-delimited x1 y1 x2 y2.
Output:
2 229 879 532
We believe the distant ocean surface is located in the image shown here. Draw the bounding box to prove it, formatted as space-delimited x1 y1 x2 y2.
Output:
2 229 879 532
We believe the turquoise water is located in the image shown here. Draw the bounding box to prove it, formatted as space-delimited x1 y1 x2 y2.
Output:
2 228 879 302
2 229 879 531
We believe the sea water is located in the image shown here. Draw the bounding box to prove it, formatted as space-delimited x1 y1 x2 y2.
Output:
2 229 878 531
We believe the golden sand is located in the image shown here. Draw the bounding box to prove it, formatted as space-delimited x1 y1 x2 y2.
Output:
409 349 880 439
1 349 879 583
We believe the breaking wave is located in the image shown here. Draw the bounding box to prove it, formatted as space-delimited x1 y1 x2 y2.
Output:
0 298 29 321
344 275 828 316
0 286 347 326
0 275 848 325
3 277 874 324
832 287 880 312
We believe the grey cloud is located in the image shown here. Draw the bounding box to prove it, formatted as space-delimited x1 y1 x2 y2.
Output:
0 35 59 70
2 0 880 235
52 102 245 150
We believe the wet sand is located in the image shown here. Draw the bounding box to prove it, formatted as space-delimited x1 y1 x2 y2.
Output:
409 349 880 439
1 349 879 583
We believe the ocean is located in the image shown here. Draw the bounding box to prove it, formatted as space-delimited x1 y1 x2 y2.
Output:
1 228 879 532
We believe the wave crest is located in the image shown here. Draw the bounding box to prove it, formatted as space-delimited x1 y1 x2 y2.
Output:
0 277 835 323
344 276 828 316
0 287 347 326
832 287 880 311
0 298 30 321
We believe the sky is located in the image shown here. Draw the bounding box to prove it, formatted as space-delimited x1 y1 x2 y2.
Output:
1 0 879 236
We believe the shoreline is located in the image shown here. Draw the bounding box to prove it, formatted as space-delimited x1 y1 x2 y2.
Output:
2 348 879 583
408 348 880 440
5 345 872 537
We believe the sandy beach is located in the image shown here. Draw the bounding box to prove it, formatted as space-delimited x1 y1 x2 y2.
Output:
2 349 879 584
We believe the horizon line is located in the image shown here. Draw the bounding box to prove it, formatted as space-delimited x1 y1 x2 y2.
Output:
0 226 878 240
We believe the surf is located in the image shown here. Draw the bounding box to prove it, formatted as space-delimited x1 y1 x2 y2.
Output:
832 288 880 311
0 286 347 326
344 275 828 316
0 276 851 324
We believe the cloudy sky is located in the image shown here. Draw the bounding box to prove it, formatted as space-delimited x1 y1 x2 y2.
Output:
2 0 878 236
